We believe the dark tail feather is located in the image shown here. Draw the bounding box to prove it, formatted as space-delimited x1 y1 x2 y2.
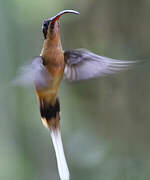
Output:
39 97 60 129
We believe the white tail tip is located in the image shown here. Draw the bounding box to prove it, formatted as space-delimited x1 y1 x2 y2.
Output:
50 129 70 180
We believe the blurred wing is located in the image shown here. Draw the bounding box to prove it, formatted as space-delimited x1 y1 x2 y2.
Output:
64 49 140 81
13 56 52 90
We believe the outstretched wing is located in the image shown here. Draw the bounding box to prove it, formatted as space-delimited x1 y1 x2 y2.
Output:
13 56 52 90
64 49 140 81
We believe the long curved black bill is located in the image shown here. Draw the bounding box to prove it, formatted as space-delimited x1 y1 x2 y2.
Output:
48 10 80 23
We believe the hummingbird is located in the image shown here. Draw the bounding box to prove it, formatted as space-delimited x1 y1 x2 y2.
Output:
15 10 143 180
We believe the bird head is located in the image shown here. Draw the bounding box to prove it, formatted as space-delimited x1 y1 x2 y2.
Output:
42 10 80 40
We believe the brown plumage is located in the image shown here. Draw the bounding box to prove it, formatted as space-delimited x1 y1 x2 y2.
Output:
34 11 80 180
37 21 65 130
15 10 144 180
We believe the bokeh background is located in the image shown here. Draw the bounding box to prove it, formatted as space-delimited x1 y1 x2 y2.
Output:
1 0 150 180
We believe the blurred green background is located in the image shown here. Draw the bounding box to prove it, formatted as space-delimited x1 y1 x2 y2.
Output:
1 0 150 180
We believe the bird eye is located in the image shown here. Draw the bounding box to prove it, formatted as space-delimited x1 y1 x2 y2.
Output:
50 22 55 30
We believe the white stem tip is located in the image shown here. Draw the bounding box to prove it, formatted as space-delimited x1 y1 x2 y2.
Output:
50 129 70 180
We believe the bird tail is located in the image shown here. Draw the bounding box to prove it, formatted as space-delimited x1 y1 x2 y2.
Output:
50 128 70 180
38 97 69 179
